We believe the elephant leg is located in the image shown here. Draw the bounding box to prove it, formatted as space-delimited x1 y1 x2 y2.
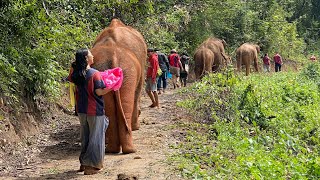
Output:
245 63 250 76
254 59 259 72
242 55 250 76
104 93 121 153
131 77 143 131
212 56 220 72
131 97 140 131
117 81 137 154
118 114 135 154
212 61 218 72
195 64 202 79
237 58 241 72
206 58 213 74
211 63 216 72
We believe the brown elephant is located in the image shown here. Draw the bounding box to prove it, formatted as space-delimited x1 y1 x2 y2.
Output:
90 19 147 154
193 47 215 79
236 43 260 76
199 38 229 70
93 19 147 132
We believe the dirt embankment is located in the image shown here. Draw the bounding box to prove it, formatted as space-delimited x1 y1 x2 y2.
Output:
0 86 189 180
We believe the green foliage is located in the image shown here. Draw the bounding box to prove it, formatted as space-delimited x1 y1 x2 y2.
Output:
172 66 320 179
1 0 319 104
238 84 269 129
0 0 96 102
138 15 179 53
0 54 18 98
300 62 320 90
177 67 238 123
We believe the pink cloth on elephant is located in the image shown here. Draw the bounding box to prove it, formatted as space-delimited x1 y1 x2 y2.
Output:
100 67 123 91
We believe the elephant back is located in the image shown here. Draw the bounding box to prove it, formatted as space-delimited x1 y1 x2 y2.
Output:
203 38 226 54
92 19 147 69
237 43 259 58
199 38 228 68
91 45 141 81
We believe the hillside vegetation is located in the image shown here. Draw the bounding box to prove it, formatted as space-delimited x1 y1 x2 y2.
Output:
173 63 320 179
0 0 319 105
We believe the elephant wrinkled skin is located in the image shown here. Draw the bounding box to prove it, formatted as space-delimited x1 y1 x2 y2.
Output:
193 38 229 79
91 19 147 154
200 38 229 69
193 47 214 79
236 43 260 76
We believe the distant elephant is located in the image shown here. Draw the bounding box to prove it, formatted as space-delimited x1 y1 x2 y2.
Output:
236 43 260 76
193 47 215 79
199 38 230 71
91 19 147 154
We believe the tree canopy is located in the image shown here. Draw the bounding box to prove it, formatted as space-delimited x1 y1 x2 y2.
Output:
0 0 319 103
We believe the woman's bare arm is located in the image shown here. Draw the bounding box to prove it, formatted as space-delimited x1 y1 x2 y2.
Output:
95 88 112 96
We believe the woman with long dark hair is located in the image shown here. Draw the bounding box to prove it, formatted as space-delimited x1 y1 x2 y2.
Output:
68 48 111 175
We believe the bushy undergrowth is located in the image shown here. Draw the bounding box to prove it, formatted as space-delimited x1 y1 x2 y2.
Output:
177 68 239 124
171 64 320 179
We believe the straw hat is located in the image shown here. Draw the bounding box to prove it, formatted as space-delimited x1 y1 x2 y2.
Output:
170 49 177 53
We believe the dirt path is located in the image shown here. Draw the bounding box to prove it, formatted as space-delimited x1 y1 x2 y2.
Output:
0 87 187 180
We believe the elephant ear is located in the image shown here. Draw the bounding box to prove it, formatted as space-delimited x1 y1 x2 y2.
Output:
221 39 227 48
255 45 260 53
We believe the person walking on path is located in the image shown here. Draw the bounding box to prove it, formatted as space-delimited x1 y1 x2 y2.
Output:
156 49 170 94
310 55 316 62
273 52 283 72
68 48 112 175
262 53 271 72
146 48 160 108
180 52 190 87
168 49 184 89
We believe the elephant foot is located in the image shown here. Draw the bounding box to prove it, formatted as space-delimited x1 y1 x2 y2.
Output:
106 146 121 154
149 104 157 108
132 120 140 131
122 147 137 154
132 125 139 131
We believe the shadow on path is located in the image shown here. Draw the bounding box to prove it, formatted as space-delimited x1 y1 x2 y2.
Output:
16 170 82 180
39 124 81 160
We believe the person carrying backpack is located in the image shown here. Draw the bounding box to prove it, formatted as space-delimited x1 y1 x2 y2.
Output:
180 52 190 87
156 49 170 94
168 49 184 89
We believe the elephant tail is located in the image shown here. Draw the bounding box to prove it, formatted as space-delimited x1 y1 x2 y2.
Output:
115 90 130 132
